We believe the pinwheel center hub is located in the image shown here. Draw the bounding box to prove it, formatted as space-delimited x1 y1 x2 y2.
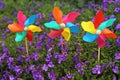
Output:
24 27 28 31
96 30 101 35
60 23 65 29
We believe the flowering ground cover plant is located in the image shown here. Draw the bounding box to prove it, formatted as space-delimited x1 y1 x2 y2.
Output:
0 0 120 80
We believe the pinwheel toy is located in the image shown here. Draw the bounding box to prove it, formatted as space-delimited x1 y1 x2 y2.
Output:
44 6 80 41
81 10 117 63
8 11 42 56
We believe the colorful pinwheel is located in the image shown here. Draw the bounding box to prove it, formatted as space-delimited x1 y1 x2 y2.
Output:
8 11 42 42
44 6 80 41
81 10 117 48
81 10 117 63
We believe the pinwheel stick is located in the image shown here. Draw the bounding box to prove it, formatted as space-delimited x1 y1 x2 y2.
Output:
25 38 29 56
98 47 101 63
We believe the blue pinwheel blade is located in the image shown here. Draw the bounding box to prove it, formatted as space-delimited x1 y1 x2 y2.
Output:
97 18 116 31
83 32 99 43
44 21 60 30
24 15 37 27
15 31 27 42
66 22 80 33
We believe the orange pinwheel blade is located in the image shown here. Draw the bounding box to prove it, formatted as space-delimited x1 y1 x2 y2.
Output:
101 28 117 38
94 10 104 29
8 23 22 32
53 6 63 24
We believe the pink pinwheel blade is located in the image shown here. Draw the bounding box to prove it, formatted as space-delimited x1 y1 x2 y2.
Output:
96 34 106 48
17 11 26 28
48 29 63 39
62 12 79 24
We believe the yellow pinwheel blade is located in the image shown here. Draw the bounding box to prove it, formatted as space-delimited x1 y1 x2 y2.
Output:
61 28 71 41
28 25 42 32
81 21 96 34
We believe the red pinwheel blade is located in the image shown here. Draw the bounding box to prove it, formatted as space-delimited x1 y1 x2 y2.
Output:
96 34 106 48
17 11 26 28
48 29 63 39
94 10 104 29
53 6 63 24
26 30 33 42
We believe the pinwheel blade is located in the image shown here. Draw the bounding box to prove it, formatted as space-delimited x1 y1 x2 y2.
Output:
97 18 116 31
66 22 80 33
61 28 71 41
24 15 37 27
44 21 60 30
48 29 63 39
53 6 63 24
17 11 26 28
83 32 98 42
81 21 96 34
8 23 22 32
15 31 27 42
96 34 106 48
28 25 42 32
26 30 33 41
101 28 117 38
62 12 79 24
94 10 104 29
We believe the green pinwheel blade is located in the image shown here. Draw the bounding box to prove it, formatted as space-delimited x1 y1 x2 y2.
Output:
15 31 27 42
44 21 60 30
97 18 116 31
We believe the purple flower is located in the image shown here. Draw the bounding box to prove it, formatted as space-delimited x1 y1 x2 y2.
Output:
109 62 115 67
29 65 35 71
36 13 42 19
31 53 39 61
48 70 56 80
0 2 5 9
116 38 120 47
110 15 116 18
48 61 54 68
66 73 72 79
9 75 16 80
114 8 120 12
32 70 44 80
114 52 120 60
92 52 97 58
7 57 14 64
105 42 111 48
115 24 120 30
14 66 23 75
42 64 48 71
16 55 24 62
37 2 42 7
112 66 119 73
92 65 102 74
53 52 59 59
1 33 6 38
58 55 66 64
